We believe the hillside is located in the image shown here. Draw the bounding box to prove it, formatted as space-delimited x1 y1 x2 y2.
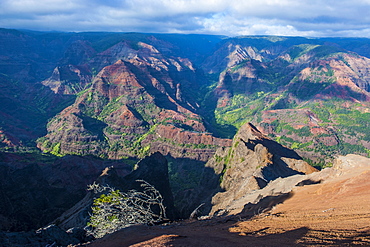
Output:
36 43 231 161
1 29 370 164
0 29 226 156
200 37 370 164
84 155 370 247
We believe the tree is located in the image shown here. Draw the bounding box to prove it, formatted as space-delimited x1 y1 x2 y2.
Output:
86 180 166 238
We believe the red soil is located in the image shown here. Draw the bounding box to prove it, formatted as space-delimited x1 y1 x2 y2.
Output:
82 161 370 247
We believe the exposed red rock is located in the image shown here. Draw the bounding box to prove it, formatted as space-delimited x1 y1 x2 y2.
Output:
38 42 231 160
42 65 92 94
154 124 231 146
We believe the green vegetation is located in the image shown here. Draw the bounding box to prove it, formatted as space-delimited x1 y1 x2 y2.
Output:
87 181 166 238
287 44 319 61
302 157 331 170
97 95 125 121
311 45 345 59
50 143 62 157
288 64 337 100
206 64 370 161
214 94 266 129
130 124 158 157
135 102 160 124
5 31 370 166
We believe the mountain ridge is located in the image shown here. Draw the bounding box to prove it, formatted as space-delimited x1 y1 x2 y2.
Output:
2 28 370 246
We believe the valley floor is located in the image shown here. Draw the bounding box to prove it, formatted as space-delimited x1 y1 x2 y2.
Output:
82 160 370 246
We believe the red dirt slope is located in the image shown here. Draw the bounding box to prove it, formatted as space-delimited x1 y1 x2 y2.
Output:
83 155 370 246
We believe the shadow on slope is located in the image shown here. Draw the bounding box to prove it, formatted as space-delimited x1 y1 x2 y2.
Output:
165 155 224 219
239 192 293 218
0 152 132 231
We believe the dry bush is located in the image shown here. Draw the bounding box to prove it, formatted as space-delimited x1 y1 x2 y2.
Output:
87 180 166 238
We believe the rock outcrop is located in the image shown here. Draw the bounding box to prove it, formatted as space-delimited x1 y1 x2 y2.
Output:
177 122 316 218
228 153 370 217
207 149 370 218
41 64 92 95
204 122 317 215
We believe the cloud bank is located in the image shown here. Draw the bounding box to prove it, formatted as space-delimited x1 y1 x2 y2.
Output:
1 0 370 37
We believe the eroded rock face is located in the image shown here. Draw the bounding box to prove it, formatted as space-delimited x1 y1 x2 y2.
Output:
41 65 92 95
332 153 370 170
208 41 370 163
206 123 317 215
219 153 370 217
38 47 231 161
202 43 263 74
177 122 317 218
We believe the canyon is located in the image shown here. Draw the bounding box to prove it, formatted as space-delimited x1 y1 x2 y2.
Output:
1 28 370 246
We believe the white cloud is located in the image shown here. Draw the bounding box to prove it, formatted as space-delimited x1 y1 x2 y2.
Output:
1 0 80 14
0 0 370 37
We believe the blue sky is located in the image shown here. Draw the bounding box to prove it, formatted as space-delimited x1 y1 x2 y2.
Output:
1 0 370 37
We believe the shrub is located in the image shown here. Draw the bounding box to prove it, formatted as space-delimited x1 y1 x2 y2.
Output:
86 180 166 238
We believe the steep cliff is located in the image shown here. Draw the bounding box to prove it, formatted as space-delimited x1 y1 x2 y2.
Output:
198 122 315 215
177 122 316 218
37 42 231 160
0 30 228 155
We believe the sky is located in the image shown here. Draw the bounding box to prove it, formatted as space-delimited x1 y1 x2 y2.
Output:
1 0 370 37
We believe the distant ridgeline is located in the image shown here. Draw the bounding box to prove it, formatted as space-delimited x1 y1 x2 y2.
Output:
1 28 370 165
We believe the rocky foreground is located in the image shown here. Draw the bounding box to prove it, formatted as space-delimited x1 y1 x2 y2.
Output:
82 154 370 246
